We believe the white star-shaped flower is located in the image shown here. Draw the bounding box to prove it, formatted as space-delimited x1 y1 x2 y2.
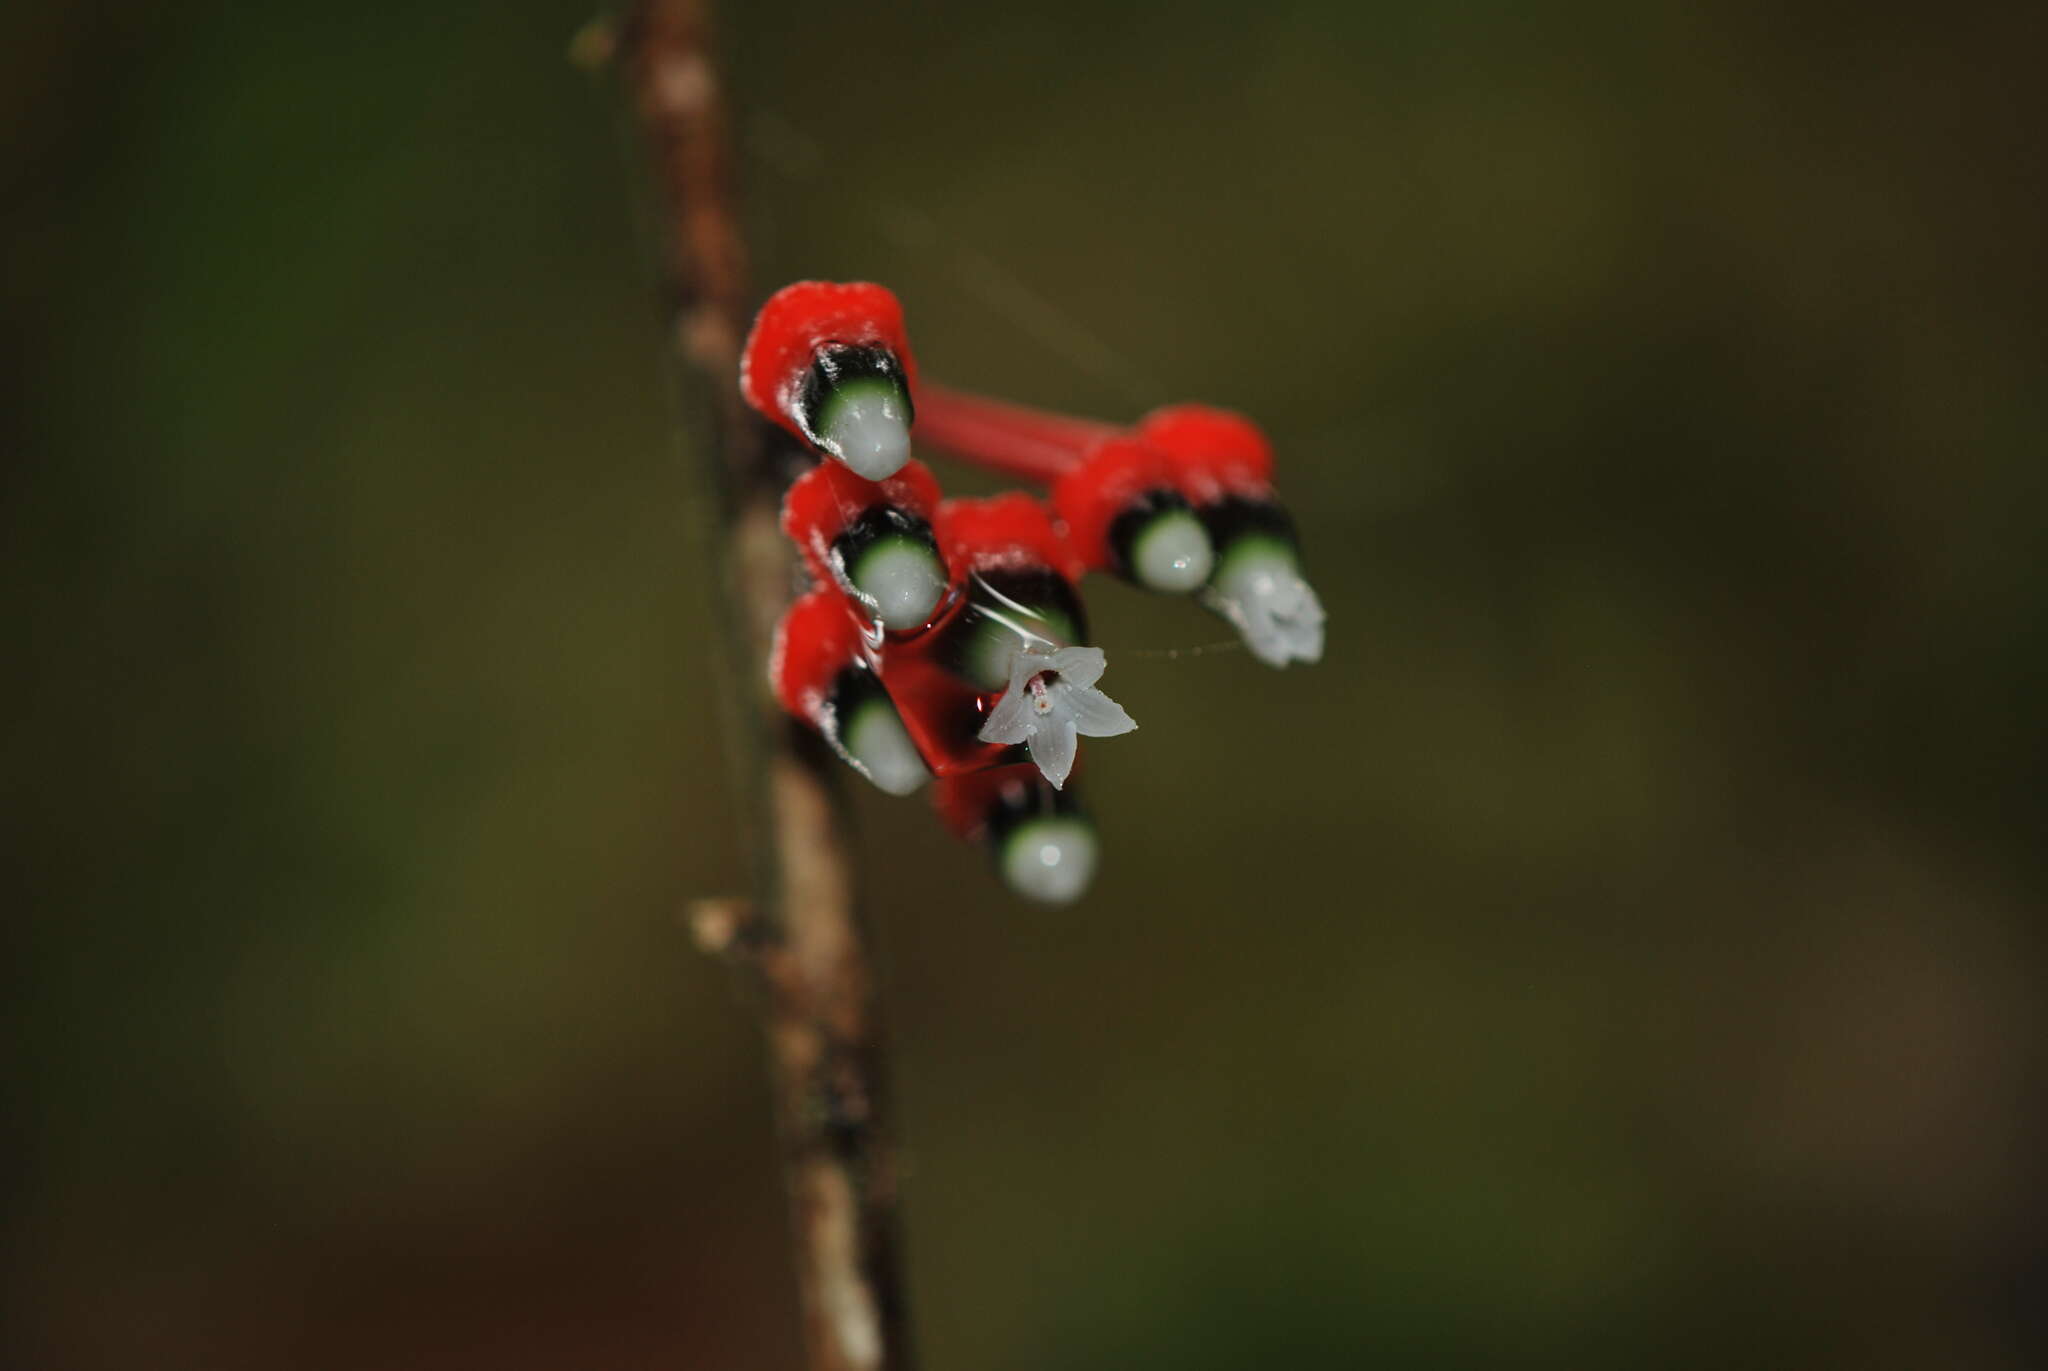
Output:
977 644 1137 789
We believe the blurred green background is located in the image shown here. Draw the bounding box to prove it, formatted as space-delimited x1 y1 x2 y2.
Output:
7 2 2043 1367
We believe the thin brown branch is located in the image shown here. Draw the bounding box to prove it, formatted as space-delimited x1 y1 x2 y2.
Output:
617 5 914 1368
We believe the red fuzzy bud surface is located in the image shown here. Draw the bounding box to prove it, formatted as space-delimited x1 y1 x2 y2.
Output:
769 587 870 725
1049 436 1181 572
932 492 1080 582
1137 404 1275 503
740 280 919 439
781 458 944 586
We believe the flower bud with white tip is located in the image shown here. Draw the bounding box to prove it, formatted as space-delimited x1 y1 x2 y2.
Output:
934 763 1101 905
1199 498 1326 667
1139 404 1327 668
996 803 1098 904
783 458 950 634
771 588 930 795
1051 436 1216 596
795 344 913 481
740 280 919 481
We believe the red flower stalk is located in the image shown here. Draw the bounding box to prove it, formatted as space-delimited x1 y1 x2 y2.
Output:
911 382 1115 483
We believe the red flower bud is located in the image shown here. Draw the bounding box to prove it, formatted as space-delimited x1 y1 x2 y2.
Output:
1136 403 1275 504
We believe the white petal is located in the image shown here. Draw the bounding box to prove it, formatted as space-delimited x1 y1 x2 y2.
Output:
1282 579 1327 664
1026 717 1080 790
1007 642 1057 689
978 684 1037 745
1065 683 1138 737
1046 644 1107 689
980 643 1052 744
1208 546 1327 667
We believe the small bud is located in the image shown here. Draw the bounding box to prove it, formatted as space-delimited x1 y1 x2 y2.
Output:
998 815 1099 904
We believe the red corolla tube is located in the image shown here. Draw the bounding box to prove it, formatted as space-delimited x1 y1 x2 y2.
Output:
933 762 1099 904
912 382 1113 483
770 588 929 795
741 281 918 480
782 458 950 633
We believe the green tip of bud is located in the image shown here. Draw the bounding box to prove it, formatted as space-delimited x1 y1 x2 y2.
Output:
842 697 928 796
1129 508 1215 594
818 377 913 481
854 537 948 632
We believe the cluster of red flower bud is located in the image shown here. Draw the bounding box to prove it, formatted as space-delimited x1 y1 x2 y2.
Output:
744 282 1323 903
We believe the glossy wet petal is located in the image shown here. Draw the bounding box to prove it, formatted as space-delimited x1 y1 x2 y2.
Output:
1027 716 1080 790
978 676 1039 745
1208 549 1327 667
1045 644 1107 689
1066 685 1137 737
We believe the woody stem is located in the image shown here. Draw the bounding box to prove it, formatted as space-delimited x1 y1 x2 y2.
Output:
619 5 915 1369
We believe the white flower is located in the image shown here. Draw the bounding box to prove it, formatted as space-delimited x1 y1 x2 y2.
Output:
1205 550 1326 667
977 644 1137 789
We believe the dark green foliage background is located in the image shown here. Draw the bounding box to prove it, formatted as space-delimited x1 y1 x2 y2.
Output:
7 3 2042 1366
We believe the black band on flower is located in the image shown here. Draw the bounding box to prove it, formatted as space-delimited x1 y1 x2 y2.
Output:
1105 487 1197 579
1195 494 1298 556
792 342 914 446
